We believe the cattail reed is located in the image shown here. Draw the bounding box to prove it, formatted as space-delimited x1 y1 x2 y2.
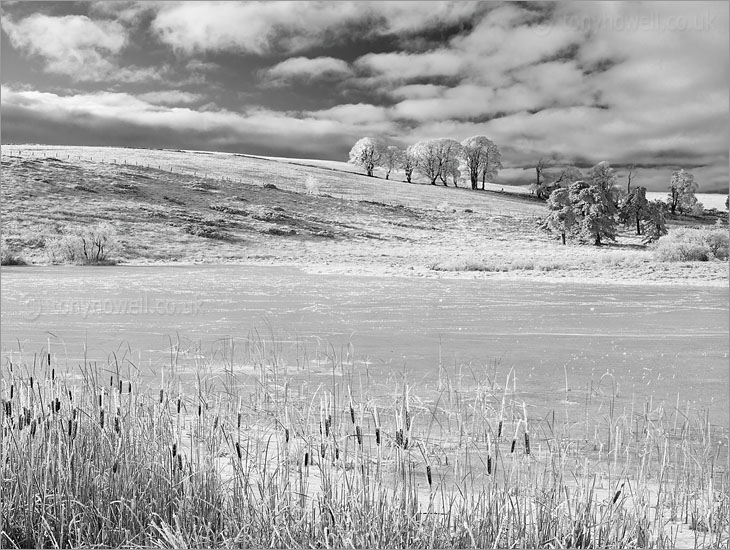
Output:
172 443 177 457
355 425 362 446
68 419 73 437
522 402 530 454
4 401 11 417
213 416 219 430
284 427 290 443
320 442 326 458
487 433 493 474
304 451 309 467
426 465 432 486
375 426 381 446
235 442 241 459
30 418 37 437
100 409 105 429
9 384 13 399
47 352 51 367
55 398 61 412
112 461 118 474
177 397 181 414
498 420 503 438
159 389 164 404
114 415 120 434
349 403 355 424
110 375 114 388
118 379 122 393
29 376 33 389
177 454 183 470
51 369 55 381
128 381 132 394
198 404 202 417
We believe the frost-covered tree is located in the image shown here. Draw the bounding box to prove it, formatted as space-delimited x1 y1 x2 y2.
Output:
644 200 668 241
348 137 384 177
379 146 402 180
461 136 502 190
569 180 617 246
553 165 583 188
587 161 619 205
619 186 650 235
402 145 417 183
543 188 576 245
412 138 463 185
530 157 554 198
668 169 699 214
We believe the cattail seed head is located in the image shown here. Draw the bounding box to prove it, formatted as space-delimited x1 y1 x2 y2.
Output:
68 419 73 437
112 461 118 474
55 398 61 412
114 416 120 434
326 415 331 437
320 442 326 458
235 442 242 459
498 420 503 438
30 376 34 389
405 410 411 431
110 375 113 387
159 389 164 404
524 433 531 455
198 404 202 417
128 381 132 394
4 401 11 417
510 439 516 453
487 456 492 475
30 419 37 437
395 429 403 447
237 412 242 429
172 443 177 457
177 454 183 470
100 410 105 429
284 428 290 443
47 353 51 367
213 416 219 430
9 385 13 399
349 404 355 425
51 369 55 381
177 398 181 414
304 451 309 467
99 394 102 407
612 490 621 504
335 447 340 460
355 425 362 446
426 465 432 486
375 427 381 446
68 390 72 401
118 379 122 393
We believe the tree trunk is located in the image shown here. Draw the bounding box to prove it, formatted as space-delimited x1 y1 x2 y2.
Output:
561 232 566 245
636 213 641 235
594 234 601 246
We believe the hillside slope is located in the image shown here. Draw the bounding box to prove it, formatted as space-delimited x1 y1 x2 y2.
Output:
1 145 727 285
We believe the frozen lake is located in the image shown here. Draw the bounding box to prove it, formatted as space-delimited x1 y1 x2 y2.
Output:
1 265 727 427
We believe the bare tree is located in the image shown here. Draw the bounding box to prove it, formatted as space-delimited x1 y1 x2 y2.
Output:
402 145 417 183
625 163 636 194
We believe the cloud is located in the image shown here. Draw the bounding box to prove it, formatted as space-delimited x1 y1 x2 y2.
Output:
137 90 204 105
260 56 352 87
305 103 390 126
0 86 395 159
1 13 162 82
2 14 126 80
149 1 487 55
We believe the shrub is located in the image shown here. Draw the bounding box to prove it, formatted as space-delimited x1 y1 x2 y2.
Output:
304 175 320 195
47 223 118 265
1 239 26 265
653 227 729 262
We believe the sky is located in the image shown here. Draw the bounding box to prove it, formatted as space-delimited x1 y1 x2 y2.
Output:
1 1 728 191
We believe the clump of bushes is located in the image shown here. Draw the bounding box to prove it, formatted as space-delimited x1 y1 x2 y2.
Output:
653 227 729 261
1 238 27 265
47 222 118 265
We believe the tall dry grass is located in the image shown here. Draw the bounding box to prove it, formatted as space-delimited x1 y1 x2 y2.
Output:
1 343 727 548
